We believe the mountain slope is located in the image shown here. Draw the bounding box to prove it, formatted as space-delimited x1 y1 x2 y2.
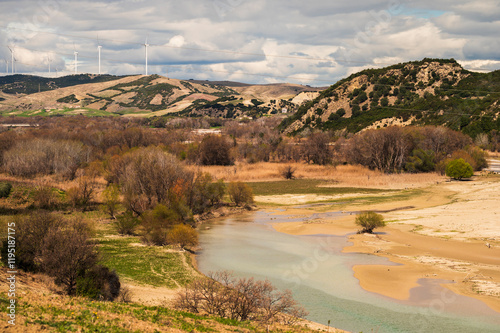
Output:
0 74 322 118
280 58 500 138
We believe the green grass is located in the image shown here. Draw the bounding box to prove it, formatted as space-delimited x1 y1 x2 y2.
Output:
0 289 313 332
247 179 389 197
98 236 195 288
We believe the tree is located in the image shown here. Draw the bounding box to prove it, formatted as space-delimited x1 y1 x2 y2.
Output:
302 132 332 165
102 184 121 219
446 158 474 180
118 147 193 214
167 224 199 250
198 135 234 166
174 271 307 326
40 219 99 295
228 182 254 207
355 211 385 233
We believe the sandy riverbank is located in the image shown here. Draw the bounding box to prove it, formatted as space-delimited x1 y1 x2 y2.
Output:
270 175 500 313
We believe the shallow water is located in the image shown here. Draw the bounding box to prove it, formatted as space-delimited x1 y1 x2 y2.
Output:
197 211 500 333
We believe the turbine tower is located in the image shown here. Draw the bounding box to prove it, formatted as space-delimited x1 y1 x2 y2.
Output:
98 45 102 75
7 46 14 74
97 35 102 75
144 37 149 76
74 50 78 74
47 53 52 75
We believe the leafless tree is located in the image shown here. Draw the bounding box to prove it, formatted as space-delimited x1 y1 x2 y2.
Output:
175 271 308 328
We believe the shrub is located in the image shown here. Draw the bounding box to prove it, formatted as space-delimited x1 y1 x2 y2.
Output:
280 165 296 180
0 212 61 272
66 175 97 211
76 265 121 301
167 224 199 249
405 149 435 173
140 204 181 245
0 182 12 198
228 182 254 207
3 138 89 179
355 211 385 233
445 158 474 180
40 218 98 295
102 184 121 219
119 147 193 215
115 211 140 235
175 271 308 325
189 173 226 214
198 135 234 166
32 185 61 210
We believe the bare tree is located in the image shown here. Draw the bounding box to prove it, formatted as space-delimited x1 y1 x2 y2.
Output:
174 271 308 328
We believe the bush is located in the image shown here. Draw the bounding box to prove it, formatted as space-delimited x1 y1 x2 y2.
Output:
280 165 296 180
189 173 226 214
0 182 12 198
0 213 110 297
115 211 140 235
228 182 254 207
76 265 121 301
198 135 234 166
175 271 308 325
102 184 121 219
140 204 181 245
355 211 385 233
32 185 62 210
445 158 474 180
167 224 199 249
3 138 88 179
119 147 193 214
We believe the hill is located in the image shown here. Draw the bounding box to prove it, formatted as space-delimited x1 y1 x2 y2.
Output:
0 74 125 95
0 74 323 118
279 58 500 138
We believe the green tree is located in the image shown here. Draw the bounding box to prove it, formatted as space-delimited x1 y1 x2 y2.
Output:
228 182 254 207
355 211 385 234
445 158 474 180
167 224 199 250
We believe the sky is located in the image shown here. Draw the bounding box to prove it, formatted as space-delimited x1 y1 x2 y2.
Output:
0 0 499 86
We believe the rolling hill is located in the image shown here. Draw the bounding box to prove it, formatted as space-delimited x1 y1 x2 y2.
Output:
279 58 500 138
0 74 322 118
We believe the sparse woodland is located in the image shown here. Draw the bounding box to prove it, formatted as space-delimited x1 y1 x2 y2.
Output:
0 113 493 332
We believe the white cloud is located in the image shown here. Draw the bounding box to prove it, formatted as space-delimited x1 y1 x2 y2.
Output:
0 0 498 85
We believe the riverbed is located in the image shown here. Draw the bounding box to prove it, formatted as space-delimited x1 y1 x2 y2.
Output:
197 210 500 333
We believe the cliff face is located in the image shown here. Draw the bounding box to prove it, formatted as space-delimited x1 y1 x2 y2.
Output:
281 59 500 138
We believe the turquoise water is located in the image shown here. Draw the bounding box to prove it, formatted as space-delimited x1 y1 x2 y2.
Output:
197 211 500 333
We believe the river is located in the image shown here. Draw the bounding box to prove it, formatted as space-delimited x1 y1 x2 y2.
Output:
196 210 500 333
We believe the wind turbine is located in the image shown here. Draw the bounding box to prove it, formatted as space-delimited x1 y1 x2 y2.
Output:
47 53 52 76
97 34 102 75
74 50 78 74
4 59 8 74
144 37 149 76
7 46 14 74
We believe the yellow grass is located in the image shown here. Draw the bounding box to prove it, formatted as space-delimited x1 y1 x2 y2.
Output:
191 162 445 189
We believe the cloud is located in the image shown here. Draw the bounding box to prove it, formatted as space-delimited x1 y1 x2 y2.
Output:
0 0 498 85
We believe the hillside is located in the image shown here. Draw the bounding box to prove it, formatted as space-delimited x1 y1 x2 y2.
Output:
280 58 500 138
0 74 322 118
0 74 125 95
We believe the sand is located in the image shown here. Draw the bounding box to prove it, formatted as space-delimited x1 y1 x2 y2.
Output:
270 175 500 313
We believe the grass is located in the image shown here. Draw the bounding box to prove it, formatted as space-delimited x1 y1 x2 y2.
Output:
98 236 196 288
0 274 320 333
248 179 387 196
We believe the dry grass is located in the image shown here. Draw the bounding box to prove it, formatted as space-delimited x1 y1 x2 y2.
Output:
191 162 445 190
